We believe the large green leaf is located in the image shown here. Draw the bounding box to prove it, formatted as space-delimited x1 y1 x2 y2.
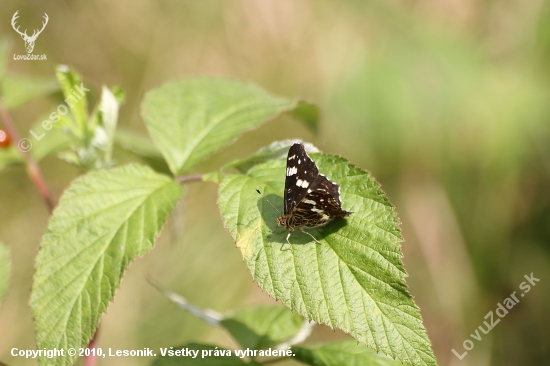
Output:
0 242 10 304
141 78 319 176
221 305 306 350
293 340 404 366
151 344 261 366
30 164 183 366
218 154 436 366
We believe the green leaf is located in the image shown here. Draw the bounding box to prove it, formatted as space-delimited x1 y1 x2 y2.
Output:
55 65 89 137
293 340 404 366
221 140 319 173
0 242 10 304
141 77 319 175
30 164 183 366
151 343 259 366
1 73 58 109
221 305 306 350
0 147 24 171
218 154 436 366
288 101 320 135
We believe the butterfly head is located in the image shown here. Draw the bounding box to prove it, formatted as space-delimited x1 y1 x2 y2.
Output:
276 215 290 230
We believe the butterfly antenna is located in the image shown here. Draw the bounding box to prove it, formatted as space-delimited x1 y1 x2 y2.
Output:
256 189 282 216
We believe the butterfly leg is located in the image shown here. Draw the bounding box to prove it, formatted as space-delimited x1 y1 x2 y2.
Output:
299 229 321 245
280 232 294 252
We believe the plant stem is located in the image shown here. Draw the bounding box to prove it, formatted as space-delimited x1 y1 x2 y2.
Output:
176 174 203 183
84 328 99 366
0 105 54 212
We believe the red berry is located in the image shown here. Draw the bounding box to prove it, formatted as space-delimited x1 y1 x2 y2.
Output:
0 129 11 148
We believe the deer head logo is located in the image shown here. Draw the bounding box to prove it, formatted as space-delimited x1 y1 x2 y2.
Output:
11 11 49 54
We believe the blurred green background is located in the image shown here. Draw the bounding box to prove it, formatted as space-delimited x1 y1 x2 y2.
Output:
1 1 549 365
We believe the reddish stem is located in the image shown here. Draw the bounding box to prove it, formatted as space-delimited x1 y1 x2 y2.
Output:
0 105 54 212
84 329 99 366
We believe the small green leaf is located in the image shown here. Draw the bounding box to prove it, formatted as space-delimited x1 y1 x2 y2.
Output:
293 340 404 366
0 242 11 304
218 154 436 366
55 65 89 136
31 164 183 366
221 140 319 173
89 86 122 164
1 73 58 109
141 77 318 175
288 101 320 135
152 344 255 366
221 305 305 350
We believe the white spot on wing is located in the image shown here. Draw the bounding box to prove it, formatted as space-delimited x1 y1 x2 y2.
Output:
298 159 301 164
286 167 298 176
311 208 323 213
296 179 310 188
304 200 316 205
288 155 296 160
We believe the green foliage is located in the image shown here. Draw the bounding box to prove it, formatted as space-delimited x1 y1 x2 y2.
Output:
0 63 433 366
221 305 305 350
55 65 89 133
153 291 403 366
152 344 261 366
30 164 182 366
0 242 10 304
218 154 436 365
53 66 124 169
293 340 404 366
141 78 319 176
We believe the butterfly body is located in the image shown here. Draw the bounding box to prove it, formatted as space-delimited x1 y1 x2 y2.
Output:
276 143 352 244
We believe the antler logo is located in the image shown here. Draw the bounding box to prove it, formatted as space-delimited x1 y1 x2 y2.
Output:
11 11 49 54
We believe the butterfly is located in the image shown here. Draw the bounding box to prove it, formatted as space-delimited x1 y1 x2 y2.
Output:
257 143 352 248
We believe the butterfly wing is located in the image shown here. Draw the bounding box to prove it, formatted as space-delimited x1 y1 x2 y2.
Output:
283 143 319 215
290 174 352 228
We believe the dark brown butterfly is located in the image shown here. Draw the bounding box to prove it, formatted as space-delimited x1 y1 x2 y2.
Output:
258 143 352 247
